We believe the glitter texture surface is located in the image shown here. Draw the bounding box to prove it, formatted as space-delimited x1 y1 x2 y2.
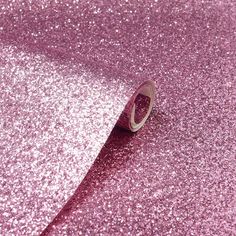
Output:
0 43 144 234
0 43 154 234
1 0 236 235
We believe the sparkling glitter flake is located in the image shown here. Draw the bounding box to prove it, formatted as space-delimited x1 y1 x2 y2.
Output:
0 0 236 235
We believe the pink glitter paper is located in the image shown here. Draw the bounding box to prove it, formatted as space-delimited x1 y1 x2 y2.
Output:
0 43 155 234
1 0 236 235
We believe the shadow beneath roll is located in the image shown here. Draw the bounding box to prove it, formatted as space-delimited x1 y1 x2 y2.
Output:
41 126 135 235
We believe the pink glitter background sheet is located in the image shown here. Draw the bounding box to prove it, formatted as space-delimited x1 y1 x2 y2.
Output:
1 0 236 235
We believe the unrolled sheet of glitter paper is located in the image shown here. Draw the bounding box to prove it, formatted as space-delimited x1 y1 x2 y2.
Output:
1 0 236 236
0 3 156 234
0 42 155 234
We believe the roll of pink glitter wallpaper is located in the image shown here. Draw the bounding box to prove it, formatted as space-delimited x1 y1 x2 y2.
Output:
0 1 236 235
0 43 156 234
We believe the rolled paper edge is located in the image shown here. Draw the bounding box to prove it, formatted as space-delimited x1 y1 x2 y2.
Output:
116 80 156 132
